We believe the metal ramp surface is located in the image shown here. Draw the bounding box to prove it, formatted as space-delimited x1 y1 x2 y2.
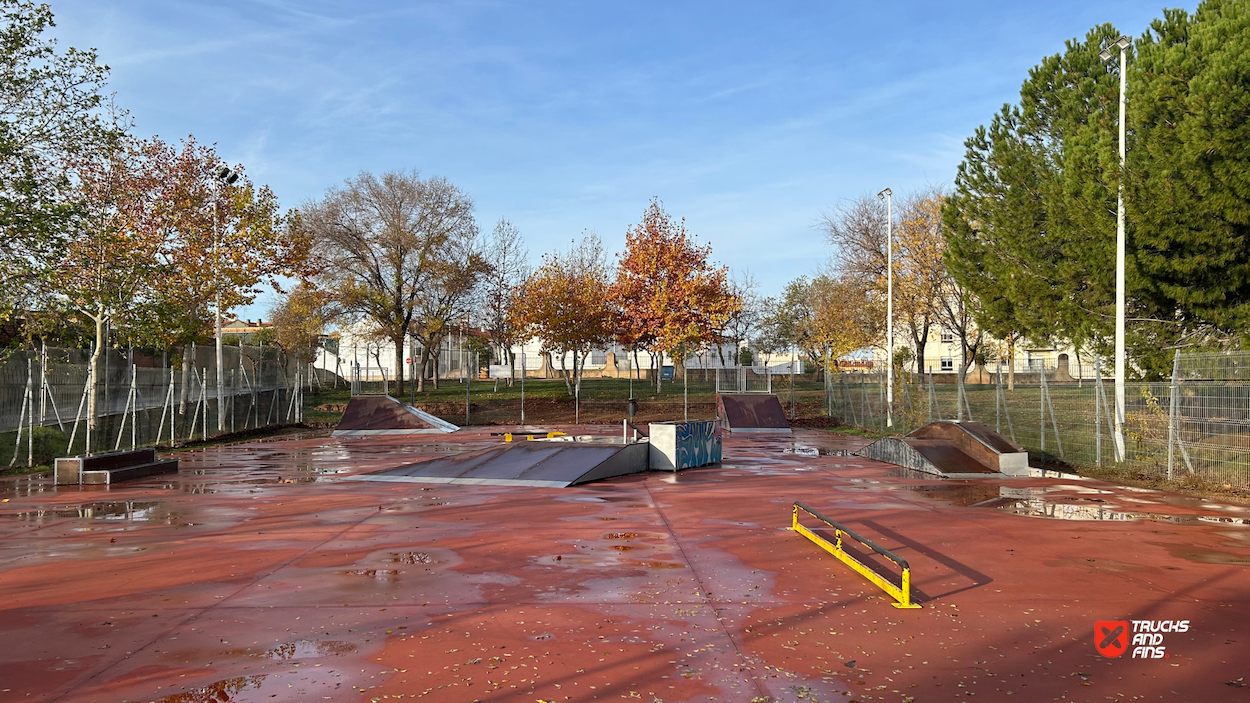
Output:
717 393 792 434
332 395 459 436
856 421 1028 478
352 439 649 487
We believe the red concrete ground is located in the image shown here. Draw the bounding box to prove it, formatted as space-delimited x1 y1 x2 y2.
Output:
2 427 1249 703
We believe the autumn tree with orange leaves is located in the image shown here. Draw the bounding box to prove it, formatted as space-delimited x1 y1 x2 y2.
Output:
612 199 740 390
57 133 165 440
512 233 614 397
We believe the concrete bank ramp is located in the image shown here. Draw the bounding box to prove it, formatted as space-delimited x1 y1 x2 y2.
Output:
353 438 649 487
857 421 1028 478
332 395 459 436
717 393 792 434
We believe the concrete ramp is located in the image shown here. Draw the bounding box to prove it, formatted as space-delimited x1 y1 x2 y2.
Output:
333 395 459 436
353 439 649 487
717 393 792 434
857 421 1028 478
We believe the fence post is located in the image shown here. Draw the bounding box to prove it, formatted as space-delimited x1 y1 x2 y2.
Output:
1094 356 1102 466
1042 367 1064 458
995 362 1002 433
1039 371 1046 455
1167 351 1195 476
1168 351 1178 480
956 367 965 422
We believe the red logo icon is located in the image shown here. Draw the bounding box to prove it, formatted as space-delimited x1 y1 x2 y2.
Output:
1096 620 1129 658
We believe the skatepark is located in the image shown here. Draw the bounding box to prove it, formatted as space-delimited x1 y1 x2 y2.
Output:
2 393 1249 702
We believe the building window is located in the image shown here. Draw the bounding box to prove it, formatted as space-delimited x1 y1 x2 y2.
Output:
591 349 606 365
940 329 955 343
1028 357 1045 370
940 357 954 372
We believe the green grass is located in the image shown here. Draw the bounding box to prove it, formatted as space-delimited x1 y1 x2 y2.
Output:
0 426 70 475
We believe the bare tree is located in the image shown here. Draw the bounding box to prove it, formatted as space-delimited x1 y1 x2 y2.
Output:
480 218 529 387
304 170 477 395
721 271 760 366
894 188 949 374
409 236 491 391
820 189 951 375
819 194 889 287
935 278 983 377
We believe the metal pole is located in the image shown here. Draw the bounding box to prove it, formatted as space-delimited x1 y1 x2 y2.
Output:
521 348 526 425
1168 350 1179 481
879 188 894 428
1113 41 1128 463
1095 356 1103 467
214 199 225 433
466 350 472 426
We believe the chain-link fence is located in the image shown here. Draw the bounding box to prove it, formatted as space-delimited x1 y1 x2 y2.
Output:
2 344 327 466
827 351 1250 489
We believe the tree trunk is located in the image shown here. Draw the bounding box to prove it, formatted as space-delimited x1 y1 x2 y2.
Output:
87 312 106 451
1007 337 1016 391
559 351 574 396
394 335 405 396
417 344 432 392
431 347 441 390
913 325 928 377
573 350 584 398
507 347 516 387
179 343 191 415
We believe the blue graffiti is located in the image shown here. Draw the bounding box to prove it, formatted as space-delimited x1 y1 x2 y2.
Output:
675 421 723 469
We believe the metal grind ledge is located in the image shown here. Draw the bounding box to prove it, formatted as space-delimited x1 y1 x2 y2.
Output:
332 395 459 436
350 438 650 487
856 421 1027 478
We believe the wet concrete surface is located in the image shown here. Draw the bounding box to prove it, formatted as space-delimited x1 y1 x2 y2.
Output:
1 427 1249 702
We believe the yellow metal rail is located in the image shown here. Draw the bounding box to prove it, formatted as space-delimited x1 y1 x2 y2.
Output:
503 431 567 443
791 501 921 609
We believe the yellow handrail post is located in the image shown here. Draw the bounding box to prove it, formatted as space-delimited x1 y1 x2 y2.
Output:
791 501 921 609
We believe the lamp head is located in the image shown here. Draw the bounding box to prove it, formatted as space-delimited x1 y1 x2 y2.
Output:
215 165 239 185
1099 35 1131 62
877 187 892 200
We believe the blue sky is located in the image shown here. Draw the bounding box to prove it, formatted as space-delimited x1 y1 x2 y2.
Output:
47 0 1190 319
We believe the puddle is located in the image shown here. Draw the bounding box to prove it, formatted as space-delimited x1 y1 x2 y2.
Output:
232 639 356 660
341 569 401 580
906 483 1004 507
154 675 266 703
1147 540 1250 565
785 444 853 457
389 551 436 564
6 501 185 524
908 483 1250 525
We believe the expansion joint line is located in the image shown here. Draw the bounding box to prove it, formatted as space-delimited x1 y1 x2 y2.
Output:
641 478 769 699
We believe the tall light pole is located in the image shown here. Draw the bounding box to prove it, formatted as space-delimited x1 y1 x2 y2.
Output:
878 187 893 429
1099 34 1131 462
213 164 239 433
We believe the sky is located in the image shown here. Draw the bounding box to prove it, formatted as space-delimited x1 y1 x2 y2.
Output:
45 0 1193 320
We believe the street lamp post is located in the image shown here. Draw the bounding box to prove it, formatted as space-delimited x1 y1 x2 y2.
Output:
878 187 894 429
1099 34 1131 462
213 165 239 433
